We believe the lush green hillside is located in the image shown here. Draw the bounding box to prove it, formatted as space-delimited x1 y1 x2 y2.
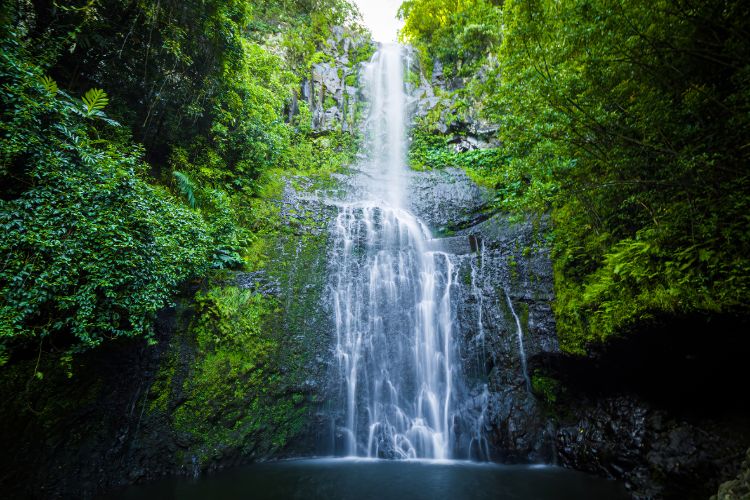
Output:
0 0 369 362
400 0 750 353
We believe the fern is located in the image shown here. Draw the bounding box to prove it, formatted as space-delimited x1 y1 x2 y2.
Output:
82 88 108 116
40 75 58 95
173 170 199 208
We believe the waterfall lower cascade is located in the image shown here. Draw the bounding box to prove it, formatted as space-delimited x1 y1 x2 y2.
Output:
329 44 483 460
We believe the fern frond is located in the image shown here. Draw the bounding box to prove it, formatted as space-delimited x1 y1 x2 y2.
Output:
173 171 199 209
40 75 58 95
82 88 108 116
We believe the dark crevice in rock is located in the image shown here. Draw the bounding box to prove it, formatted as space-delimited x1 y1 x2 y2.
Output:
539 313 750 414
437 204 501 235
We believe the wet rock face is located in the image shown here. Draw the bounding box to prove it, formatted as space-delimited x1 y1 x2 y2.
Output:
541 316 750 499
452 214 558 463
0 308 189 499
262 178 344 457
406 167 492 230
304 27 372 132
404 46 500 147
405 166 559 463
551 394 749 499
403 163 750 498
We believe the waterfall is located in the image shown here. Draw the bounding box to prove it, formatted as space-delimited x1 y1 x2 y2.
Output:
504 289 531 392
329 44 466 460
469 240 487 364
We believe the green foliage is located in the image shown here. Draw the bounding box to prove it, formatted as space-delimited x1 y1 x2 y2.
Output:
12 0 364 184
0 33 213 351
39 75 57 95
531 372 560 404
407 125 454 170
172 171 199 209
491 0 750 352
402 0 750 354
80 88 108 116
1 0 370 358
399 0 501 78
407 122 504 190
172 286 306 462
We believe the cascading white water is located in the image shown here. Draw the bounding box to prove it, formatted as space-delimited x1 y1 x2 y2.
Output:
470 240 487 363
505 289 531 392
330 44 459 459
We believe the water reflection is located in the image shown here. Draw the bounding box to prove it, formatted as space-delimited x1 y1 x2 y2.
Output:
112 458 629 500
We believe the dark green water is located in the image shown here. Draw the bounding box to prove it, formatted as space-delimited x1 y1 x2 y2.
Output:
111 458 630 500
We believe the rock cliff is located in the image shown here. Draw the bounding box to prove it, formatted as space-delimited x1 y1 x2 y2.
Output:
404 55 750 499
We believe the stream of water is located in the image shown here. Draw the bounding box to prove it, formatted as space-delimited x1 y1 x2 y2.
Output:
330 44 470 459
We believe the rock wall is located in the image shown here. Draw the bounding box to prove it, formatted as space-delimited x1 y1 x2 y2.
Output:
405 46 499 147
540 316 750 499
405 54 750 498
405 166 558 464
303 26 373 132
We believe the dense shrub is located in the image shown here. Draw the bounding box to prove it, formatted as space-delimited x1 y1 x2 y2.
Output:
0 33 213 353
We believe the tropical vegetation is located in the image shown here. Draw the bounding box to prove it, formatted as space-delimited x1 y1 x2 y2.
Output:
400 0 750 353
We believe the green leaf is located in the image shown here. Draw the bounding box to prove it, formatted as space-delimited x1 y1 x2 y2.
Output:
40 75 58 95
173 171 199 209
82 88 108 116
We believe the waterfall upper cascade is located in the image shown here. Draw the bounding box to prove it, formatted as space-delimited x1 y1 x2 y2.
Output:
329 44 487 460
